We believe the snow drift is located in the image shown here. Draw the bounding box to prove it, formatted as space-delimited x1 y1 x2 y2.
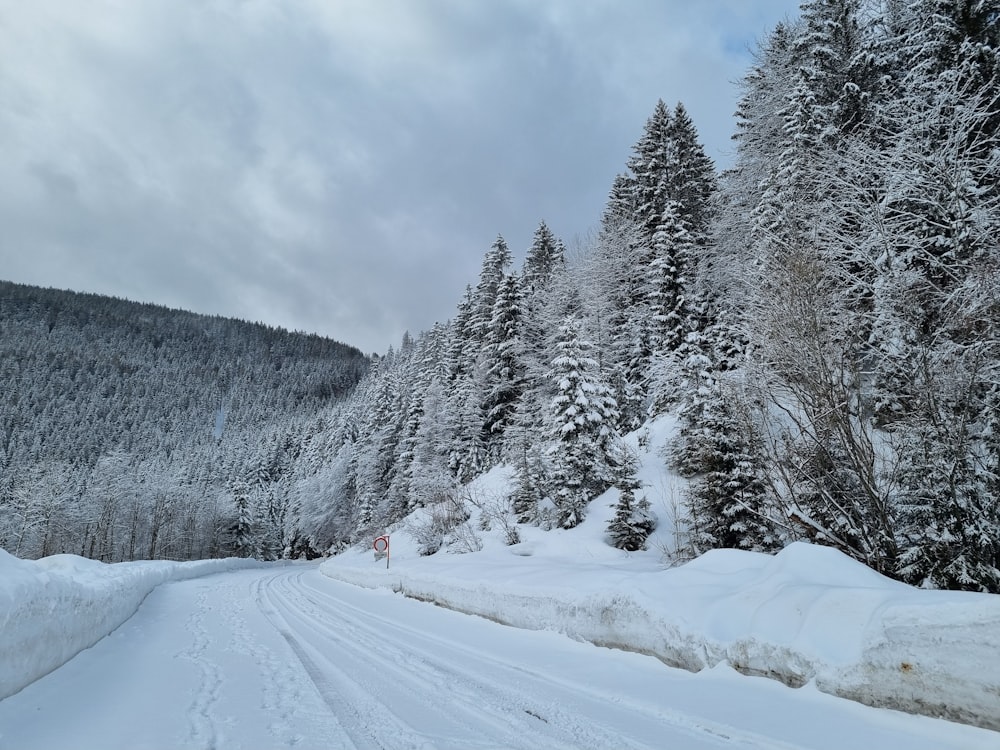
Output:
0 550 265 700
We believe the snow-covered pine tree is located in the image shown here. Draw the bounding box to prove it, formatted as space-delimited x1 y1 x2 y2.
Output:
445 285 477 381
606 444 655 552
434 239 518 476
793 0 877 142
546 316 620 529
580 218 651 429
646 201 693 357
626 99 674 244
383 337 425 518
895 413 1000 592
709 21 798 372
469 235 513 347
594 99 718 424
348 351 409 533
522 222 565 295
509 223 568 456
230 477 254 558
664 102 717 241
671 336 776 555
482 273 524 458
601 173 638 233
408 376 460 510
444 362 488 483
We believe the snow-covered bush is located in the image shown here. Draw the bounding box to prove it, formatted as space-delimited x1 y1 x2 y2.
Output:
408 494 472 556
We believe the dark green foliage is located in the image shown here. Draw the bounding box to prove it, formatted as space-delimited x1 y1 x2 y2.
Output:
607 449 655 552
672 348 777 555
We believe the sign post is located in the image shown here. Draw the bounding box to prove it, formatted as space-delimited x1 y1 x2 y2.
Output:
373 535 390 570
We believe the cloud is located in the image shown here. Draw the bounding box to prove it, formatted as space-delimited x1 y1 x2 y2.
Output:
0 0 801 354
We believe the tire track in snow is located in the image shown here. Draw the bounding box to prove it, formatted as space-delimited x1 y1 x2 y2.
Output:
260 571 571 749
256 569 807 750
263 576 599 749
237 574 361 749
254 572 429 750
285 573 800 750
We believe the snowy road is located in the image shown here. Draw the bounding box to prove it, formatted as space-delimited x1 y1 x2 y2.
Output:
0 566 992 750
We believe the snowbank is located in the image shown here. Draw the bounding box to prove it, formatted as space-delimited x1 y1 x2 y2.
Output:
0 550 266 700
322 540 1000 730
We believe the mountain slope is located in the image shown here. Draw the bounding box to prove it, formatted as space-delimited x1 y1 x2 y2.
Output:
0 280 369 561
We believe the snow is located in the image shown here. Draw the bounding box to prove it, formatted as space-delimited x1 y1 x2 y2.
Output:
2 565 998 749
0 549 266 701
1 415 998 745
319 416 1000 732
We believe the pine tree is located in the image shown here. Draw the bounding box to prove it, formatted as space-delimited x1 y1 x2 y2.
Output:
511 442 551 526
482 273 524 456
601 173 638 232
665 102 717 240
446 286 477 381
647 201 693 354
594 99 718 427
230 478 254 557
862 7 1000 589
710 21 798 369
606 446 655 551
626 99 674 244
406 377 452 505
585 218 652 415
522 222 565 294
547 317 620 529
895 411 1000 592
350 351 409 532
793 0 876 140
469 235 513 347
672 341 776 554
444 364 487 483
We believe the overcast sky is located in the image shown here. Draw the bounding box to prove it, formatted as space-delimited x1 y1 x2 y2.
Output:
0 0 801 355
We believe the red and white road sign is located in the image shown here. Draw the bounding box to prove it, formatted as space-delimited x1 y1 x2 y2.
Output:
373 535 390 568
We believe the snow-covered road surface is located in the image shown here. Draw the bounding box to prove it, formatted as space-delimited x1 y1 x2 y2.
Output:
0 566 993 750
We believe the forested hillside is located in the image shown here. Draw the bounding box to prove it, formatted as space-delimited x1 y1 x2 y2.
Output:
282 0 1000 592
0 281 368 561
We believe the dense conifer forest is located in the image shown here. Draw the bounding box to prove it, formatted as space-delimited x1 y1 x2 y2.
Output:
0 280 368 561
3 0 998 592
